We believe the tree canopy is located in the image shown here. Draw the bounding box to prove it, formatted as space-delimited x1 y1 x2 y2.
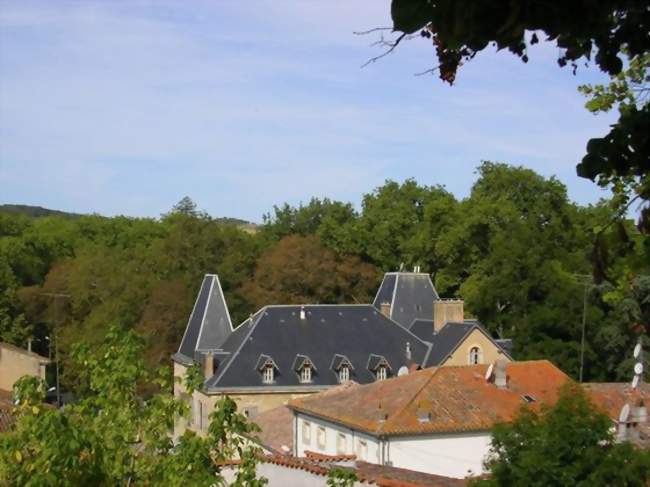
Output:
473 384 650 486
386 0 650 231
1 171 648 387
0 325 266 486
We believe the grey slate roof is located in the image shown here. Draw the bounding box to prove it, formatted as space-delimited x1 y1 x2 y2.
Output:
176 274 233 362
372 272 439 329
204 305 431 391
407 319 513 367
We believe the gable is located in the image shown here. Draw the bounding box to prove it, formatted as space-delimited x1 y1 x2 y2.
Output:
442 328 512 366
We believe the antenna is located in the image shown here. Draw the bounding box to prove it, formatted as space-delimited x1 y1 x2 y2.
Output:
485 363 494 382
634 362 644 375
619 403 630 423
634 342 642 359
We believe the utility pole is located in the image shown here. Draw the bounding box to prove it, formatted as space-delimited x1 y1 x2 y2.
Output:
573 274 593 383
40 292 70 407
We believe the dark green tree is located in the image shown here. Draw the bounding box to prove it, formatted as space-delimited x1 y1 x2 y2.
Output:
473 384 650 486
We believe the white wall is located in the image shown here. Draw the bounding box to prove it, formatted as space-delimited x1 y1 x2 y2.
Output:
223 462 369 487
389 432 492 478
294 411 491 479
295 413 379 463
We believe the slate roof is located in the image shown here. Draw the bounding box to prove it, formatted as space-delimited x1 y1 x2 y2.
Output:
204 304 432 391
288 360 571 437
372 272 439 329
408 320 512 367
176 274 233 362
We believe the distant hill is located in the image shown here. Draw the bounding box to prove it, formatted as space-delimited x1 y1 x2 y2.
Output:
0 204 82 219
0 204 258 232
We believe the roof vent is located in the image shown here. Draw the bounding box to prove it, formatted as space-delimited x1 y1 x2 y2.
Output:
494 360 508 389
417 401 431 423
300 306 306 320
376 403 388 423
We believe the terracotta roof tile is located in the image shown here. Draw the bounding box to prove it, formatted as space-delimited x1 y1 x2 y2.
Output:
252 405 294 453
255 454 469 486
289 360 571 436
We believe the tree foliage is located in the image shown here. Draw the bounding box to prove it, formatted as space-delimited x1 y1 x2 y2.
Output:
473 384 650 486
0 325 266 486
387 0 650 231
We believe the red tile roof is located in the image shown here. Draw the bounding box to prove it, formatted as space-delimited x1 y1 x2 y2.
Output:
251 405 294 453
257 454 468 486
583 382 650 447
289 360 571 436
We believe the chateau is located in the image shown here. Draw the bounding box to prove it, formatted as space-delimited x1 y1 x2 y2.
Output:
172 271 511 435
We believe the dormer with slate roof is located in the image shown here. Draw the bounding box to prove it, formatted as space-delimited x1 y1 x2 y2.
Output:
203 304 432 392
372 271 439 329
174 274 233 365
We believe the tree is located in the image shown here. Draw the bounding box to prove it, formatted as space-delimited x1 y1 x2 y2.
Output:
384 0 650 231
327 468 358 487
241 234 381 308
473 384 650 486
578 53 650 232
0 325 266 486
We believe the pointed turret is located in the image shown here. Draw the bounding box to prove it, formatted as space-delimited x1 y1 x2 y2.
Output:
177 274 233 361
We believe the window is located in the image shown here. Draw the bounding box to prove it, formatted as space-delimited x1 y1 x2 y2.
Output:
302 420 312 445
338 365 350 383
317 426 326 450
356 439 368 460
262 364 274 384
200 400 209 431
336 433 347 454
300 365 312 383
376 365 387 381
469 346 482 365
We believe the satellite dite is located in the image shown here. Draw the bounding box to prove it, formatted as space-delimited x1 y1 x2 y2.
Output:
617 338 647 441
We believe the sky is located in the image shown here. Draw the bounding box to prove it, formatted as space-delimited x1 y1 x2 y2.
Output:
0 1 618 222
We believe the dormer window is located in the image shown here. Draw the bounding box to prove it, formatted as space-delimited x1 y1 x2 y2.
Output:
376 365 387 381
300 365 312 383
338 365 350 383
368 354 391 382
293 354 316 384
331 354 354 384
263 364 274 384
256 354 278 385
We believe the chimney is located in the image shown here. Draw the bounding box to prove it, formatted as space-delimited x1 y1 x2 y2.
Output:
380 302 391 318
300 306 306 320
405 342 412 361
433 299 464 333
494 359 508 389
27 340 32 353
203 352 215 379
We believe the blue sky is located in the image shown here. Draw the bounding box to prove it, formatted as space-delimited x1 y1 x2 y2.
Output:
0 1 617 222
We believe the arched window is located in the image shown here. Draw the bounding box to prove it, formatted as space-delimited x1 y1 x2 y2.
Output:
469 346 482 365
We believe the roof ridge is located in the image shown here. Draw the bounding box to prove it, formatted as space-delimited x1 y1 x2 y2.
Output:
379 366 442 435
207 308 266 385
